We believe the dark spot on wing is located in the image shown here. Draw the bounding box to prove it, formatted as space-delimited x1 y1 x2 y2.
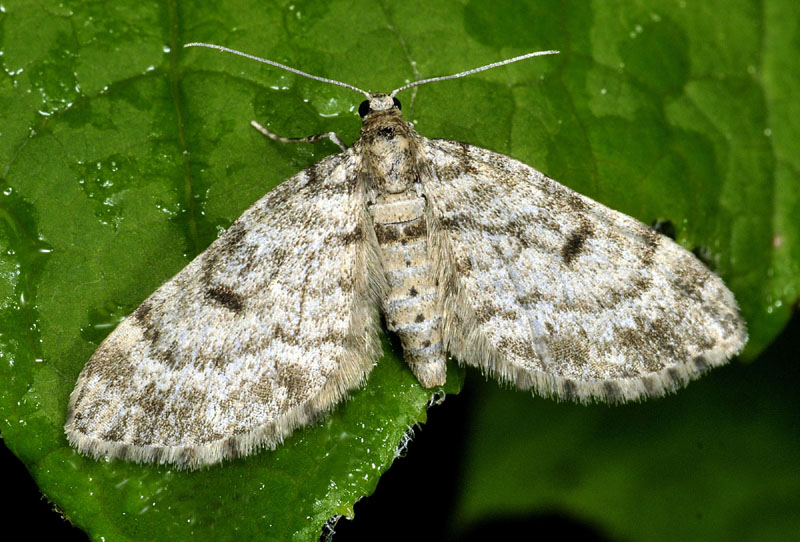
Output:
642 375 658 395
415 313 425 323
565 193 587 213
454 254 472 273
631 276 652 294
692 355 709 372
456 141 478 175
100 424 125 444
272 323 300 346
438 214 476 232
517 290 545 308
603 381 622 401
177 447 195 465
252 378 275 403
218 223 248 255
223 437 239 459
670 267 707 304
206 286 244 313
278 365 312 407
562 221 593 265
133 301 152 322
305 161 321 186
666 368 683 389
137 382 166 419
143 324 161 347
561 379 578 401
638 227 661 268
340 227 364 244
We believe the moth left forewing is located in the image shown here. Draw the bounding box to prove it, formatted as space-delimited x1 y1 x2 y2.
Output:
65 150 385 468
422 139 746 403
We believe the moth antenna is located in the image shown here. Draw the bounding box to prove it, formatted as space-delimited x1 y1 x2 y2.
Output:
184 42 372 98
389 50 559 97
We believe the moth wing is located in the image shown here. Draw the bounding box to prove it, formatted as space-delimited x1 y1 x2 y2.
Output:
422 139 746 403
65 150 385 468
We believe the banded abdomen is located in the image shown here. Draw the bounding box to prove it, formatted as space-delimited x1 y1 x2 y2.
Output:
368 192 446 387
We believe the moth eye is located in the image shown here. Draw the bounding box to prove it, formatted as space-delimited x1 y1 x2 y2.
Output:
392 97 402 110
358 100 371 118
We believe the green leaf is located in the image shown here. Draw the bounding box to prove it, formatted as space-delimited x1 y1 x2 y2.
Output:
0 0 797 540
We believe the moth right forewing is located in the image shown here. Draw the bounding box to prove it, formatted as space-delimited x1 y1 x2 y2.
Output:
422 139 746 403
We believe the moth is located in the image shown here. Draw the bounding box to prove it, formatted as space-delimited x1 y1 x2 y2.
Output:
65 44 747 469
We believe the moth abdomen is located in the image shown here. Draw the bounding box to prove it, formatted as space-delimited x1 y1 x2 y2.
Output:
369 193 447 388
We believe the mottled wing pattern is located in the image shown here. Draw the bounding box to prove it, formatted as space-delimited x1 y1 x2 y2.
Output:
423 139 746 403
65 150 385 468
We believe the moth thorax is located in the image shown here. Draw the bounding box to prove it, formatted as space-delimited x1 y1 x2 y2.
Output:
366 127 418 193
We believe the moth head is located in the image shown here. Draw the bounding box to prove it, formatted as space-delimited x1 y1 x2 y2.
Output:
358 94 402 118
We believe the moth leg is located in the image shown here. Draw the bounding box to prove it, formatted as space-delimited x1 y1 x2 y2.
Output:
250 120 348 152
